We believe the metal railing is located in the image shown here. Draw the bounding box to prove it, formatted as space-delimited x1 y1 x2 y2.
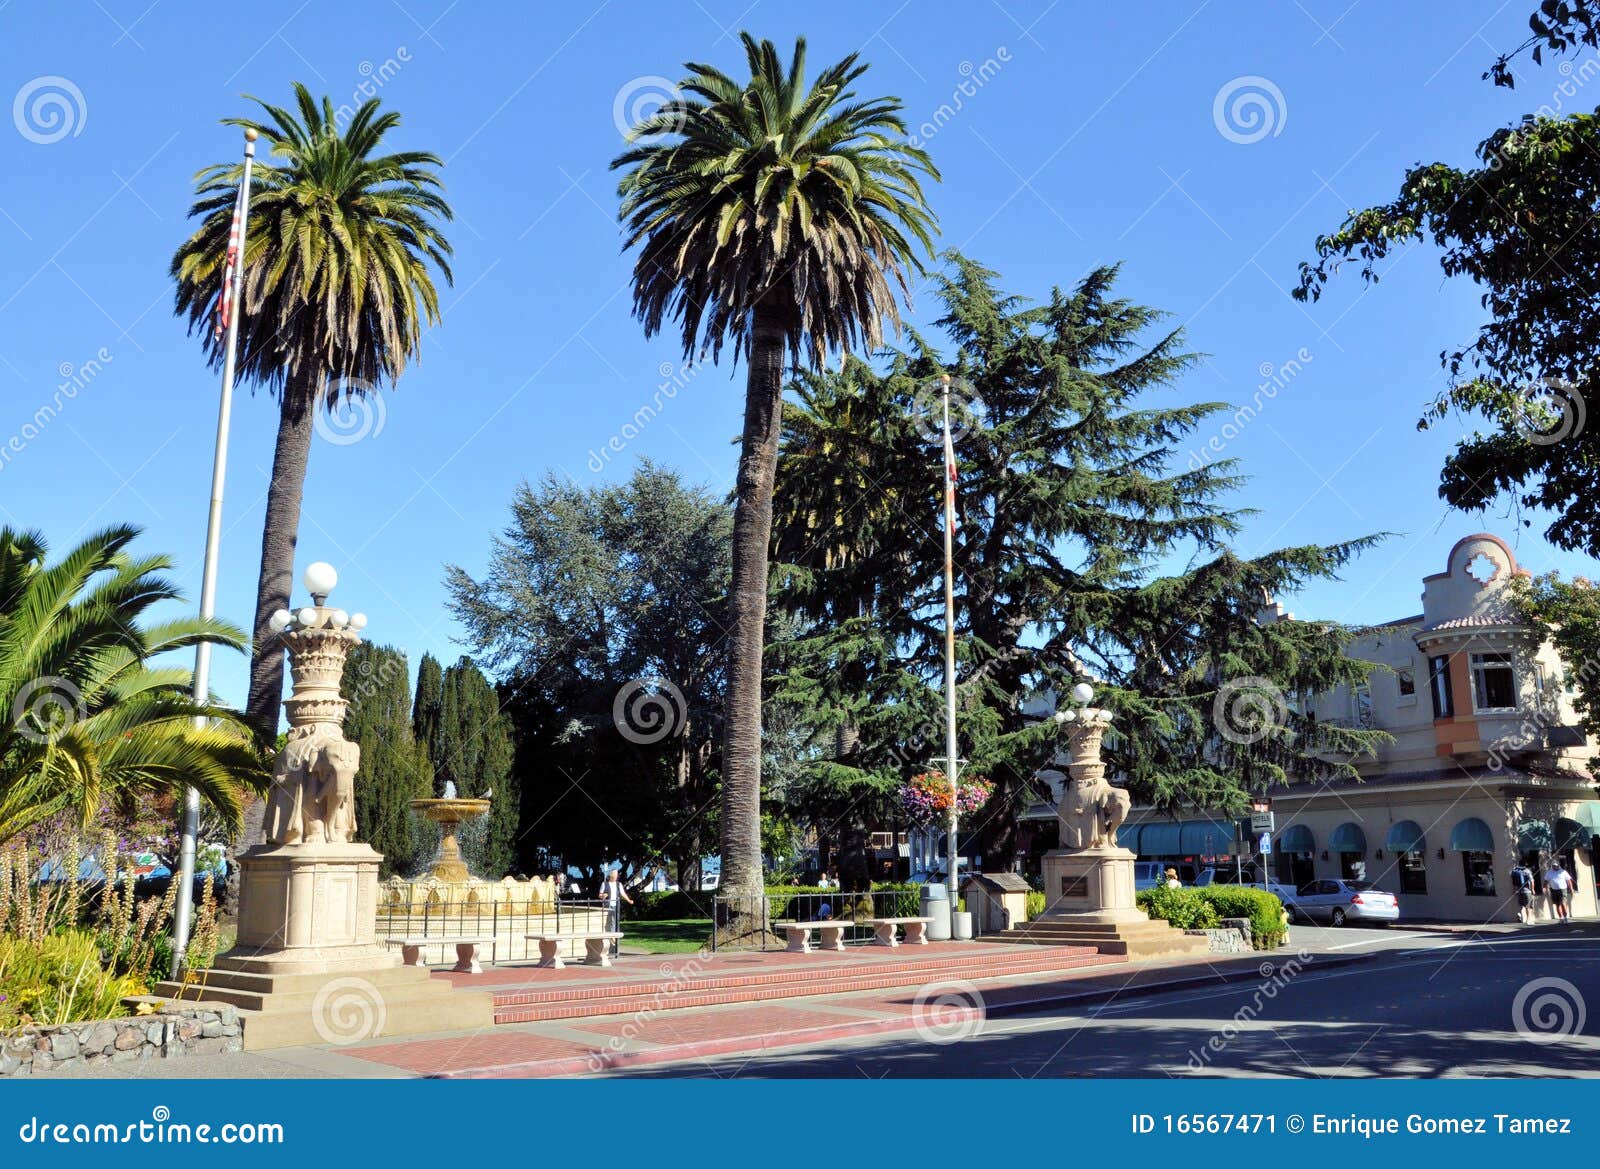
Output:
374 891 610 964
711 888 924 952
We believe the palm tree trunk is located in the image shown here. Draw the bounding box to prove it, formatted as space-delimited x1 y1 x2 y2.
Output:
718 307 787 905
244 380 318 746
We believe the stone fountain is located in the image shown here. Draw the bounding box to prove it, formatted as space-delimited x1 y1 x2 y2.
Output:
410 782 491 883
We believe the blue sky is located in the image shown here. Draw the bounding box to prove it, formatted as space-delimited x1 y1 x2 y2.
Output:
1 0 1593 705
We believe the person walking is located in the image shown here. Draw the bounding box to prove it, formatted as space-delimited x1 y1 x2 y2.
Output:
1544 859 1574 922
1509 860 1535 923
601 867 633 955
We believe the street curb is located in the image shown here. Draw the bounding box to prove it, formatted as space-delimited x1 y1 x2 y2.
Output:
428 950 1382 1079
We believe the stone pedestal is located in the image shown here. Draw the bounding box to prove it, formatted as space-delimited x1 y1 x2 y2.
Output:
228 842 395 975
1040 845 1144 924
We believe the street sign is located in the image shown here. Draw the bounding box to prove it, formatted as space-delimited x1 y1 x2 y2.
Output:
1259 833 1272 855
1250 811 1275 835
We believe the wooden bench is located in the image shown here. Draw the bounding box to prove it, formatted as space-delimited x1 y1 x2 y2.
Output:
385 934 496 974
526 931 624 969
864 916 934 947
780 920 848 954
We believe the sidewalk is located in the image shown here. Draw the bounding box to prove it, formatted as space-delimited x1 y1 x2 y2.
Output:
59 943 1380 1080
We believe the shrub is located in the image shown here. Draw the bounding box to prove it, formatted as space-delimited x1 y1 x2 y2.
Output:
1136 885 1221 930
1024 890 1046 920
631 890 715 921
1193 886 1286 949
0 929 143 1031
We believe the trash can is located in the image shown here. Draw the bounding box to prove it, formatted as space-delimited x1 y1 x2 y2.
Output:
950 909 974 940
920 882 951 941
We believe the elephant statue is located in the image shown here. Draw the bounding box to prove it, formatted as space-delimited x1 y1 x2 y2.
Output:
1059 775 1132 850
263 731 361 846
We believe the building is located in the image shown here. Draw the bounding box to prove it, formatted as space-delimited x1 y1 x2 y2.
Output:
1109 534 1599 922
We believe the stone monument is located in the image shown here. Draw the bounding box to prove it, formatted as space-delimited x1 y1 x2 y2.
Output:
1021 684 1206 958
157 563 495 1049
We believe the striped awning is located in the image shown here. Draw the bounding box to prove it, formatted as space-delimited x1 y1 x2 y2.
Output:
1328 822 1367 854
1384 820 1426 853
1449 817 1496 853
1137 821 1182 856
1116 822 1142 851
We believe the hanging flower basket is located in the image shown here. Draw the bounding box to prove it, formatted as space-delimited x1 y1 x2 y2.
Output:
898 771 994 827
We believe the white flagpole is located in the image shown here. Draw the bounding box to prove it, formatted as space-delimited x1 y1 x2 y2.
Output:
940 375 960 907
173 127 258 972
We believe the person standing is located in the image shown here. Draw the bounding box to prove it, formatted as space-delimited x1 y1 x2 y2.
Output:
1544 859 1574 922
601 867 633 955
1509 860 1535 924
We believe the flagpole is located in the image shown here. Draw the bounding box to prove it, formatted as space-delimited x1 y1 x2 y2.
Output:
940 375 960 908
173 126 258 972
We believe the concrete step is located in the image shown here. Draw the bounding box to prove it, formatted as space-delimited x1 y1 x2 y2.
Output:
493 949 1122 1024
152 965 452 1014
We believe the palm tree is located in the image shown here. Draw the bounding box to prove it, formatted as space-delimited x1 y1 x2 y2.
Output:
171 83 453 744
0 526 269 846
612 35 938 900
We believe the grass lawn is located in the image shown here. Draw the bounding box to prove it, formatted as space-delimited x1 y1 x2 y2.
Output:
621 918 714 954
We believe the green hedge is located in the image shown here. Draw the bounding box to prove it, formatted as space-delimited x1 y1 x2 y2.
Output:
764 883 920 922
631 890 716 921
1135 885 1286 949
1193 886 1287 949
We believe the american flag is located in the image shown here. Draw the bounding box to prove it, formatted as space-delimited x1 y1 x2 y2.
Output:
214 181 246 340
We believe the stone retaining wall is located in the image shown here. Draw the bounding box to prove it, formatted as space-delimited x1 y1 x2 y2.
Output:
1191 916 1255 954
0 1001 242 1077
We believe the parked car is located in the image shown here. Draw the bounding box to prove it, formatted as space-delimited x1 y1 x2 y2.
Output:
1194 866 1298 904
1133 861 1197 890
1290 879 1399 926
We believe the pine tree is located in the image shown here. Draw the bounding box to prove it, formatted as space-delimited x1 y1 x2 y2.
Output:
427 657 518 878
772 253 1387 865
412 652 443 760
341 642 433 876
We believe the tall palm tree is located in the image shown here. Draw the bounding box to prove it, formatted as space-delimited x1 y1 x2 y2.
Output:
171 83 453 744
0 526 269 846
612 35 938 899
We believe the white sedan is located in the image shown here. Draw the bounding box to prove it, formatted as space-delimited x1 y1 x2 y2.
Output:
1291 879 1399 926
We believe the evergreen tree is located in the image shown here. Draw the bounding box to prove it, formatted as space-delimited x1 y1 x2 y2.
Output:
341 642 433 876
772 253 1387 865
412 652 443 759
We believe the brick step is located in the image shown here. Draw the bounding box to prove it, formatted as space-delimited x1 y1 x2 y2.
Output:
492 944 1103 1008
492 950 1121 1024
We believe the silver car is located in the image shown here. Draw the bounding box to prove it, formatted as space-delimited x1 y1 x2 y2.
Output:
1292 879 1399 926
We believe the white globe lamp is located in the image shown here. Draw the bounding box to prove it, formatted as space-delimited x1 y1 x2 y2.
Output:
1070 681 1095 707
268 609 293 633
303 561 338 602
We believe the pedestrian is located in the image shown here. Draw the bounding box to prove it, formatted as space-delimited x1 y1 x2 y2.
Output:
1509 860 1535 924
601 867 633 954
1543 859 1574 922
1164 867 1182 889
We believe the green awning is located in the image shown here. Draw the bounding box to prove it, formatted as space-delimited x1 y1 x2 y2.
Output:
1328 822 1367 853
1137 822 1182 855
1179 819 1237 855
1384 820 1426 853
1574 802 1600 833
1278 824 1315 854
1555 817 1592 850
1449 817 1496 852
1518 820 1554 852
1116 823 1142 851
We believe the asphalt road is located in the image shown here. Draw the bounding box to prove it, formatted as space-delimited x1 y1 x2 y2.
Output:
601 926 1600 1078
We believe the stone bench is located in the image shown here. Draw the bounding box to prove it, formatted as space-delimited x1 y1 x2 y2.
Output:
864 917 934 947
385 935 496 974
780 919 848 954
526 931 624 969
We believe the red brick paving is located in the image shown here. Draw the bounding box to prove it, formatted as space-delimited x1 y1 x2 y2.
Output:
567 1003 856 1046
344 1031 599 1075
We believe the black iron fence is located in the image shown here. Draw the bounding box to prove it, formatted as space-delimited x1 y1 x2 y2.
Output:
711 888 925 952
373 892 610 965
